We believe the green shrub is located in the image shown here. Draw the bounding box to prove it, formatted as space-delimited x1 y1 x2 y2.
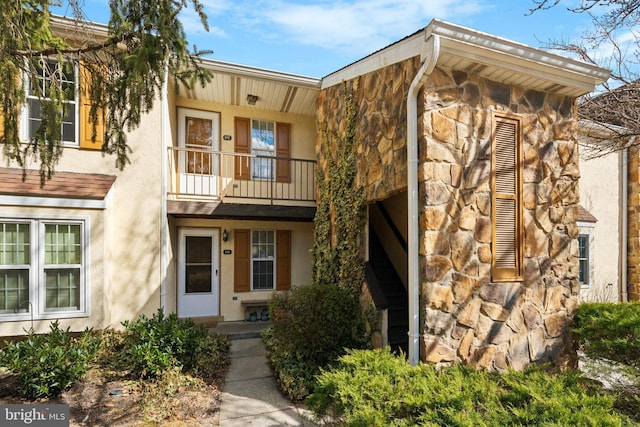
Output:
263 283 369 400
0 321 100 399
573 302 640 369
191 332 231 383
573 302 640 422
122 308 213 378
308 348 633 426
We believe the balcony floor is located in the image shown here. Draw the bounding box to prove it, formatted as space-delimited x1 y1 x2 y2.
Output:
167 200 316 221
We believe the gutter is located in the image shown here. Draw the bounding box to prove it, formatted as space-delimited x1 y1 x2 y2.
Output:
406 32 440 366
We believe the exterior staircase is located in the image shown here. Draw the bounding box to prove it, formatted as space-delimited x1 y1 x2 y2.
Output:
366 229 409 356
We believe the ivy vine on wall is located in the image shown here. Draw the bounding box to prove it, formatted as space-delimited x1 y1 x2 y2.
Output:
312 81 366 294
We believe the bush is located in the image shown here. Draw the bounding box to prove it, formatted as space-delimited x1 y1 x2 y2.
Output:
308 348 633 426
191 332 231 383
122 308 214 378
0 321 100 399
573 302 640 369
572 302 640 422
263 283 369 400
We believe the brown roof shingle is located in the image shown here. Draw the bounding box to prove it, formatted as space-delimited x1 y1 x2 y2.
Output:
578 205 598 223
0 168 116 200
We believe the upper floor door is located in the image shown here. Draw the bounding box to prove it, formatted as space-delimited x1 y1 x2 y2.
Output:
177 108 220 197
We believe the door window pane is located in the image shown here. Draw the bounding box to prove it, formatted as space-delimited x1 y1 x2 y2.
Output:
186 116 214 174
185 236 212 293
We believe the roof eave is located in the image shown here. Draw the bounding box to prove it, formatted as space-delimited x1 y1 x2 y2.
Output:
199 58 321 90
322 19 610 97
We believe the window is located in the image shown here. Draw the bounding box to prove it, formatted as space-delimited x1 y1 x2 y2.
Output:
234 117 291 182
0 223 30 314
251 230 275 290
251 120 275 179
234 229 291 292
491 113 523 282
25 58 78 144
578 234 590 286
0 219 86 319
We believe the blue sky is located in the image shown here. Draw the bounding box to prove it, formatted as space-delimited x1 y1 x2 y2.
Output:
55 0 608 78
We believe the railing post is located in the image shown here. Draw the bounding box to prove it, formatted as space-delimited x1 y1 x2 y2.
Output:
270 156 275 205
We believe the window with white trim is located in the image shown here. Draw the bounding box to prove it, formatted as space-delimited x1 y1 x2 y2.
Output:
251 119 275 179
25 58 78 144
578 233 590 286
0 219 86 319
251 230 275 290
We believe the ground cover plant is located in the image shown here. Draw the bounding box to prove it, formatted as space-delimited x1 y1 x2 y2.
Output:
573 302 640 422
0 309 230 425
307 347 636 426
573 302 640 370
263 283 370 401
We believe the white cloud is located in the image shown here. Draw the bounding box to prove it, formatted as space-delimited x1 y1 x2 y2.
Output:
222 0 488 55
588 28 640 69
179 7 228 37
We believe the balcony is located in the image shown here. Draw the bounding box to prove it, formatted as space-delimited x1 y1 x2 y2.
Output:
167 147 316 208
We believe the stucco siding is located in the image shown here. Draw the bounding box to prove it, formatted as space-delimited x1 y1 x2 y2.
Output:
579 150 623 302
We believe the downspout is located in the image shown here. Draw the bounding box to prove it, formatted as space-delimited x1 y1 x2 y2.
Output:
621 144 630 302
407 32 440 366
160 65 169 309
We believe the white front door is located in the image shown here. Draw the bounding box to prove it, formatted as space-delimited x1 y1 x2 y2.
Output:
178 228 219 318
177 108 221 197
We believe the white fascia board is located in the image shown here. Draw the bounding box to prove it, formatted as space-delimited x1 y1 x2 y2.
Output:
321 19 610 94
51 15 109 41
322 32 426 89
200 58 321 90
0 191 111 210
427 19 609 84
577 221 597 228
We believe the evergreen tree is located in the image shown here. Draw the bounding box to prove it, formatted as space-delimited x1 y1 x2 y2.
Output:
0 0 211 183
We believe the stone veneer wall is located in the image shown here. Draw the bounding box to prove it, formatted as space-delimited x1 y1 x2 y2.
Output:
317 57 420 199
317 59 582 370
627 146 640 301
417 67 580 370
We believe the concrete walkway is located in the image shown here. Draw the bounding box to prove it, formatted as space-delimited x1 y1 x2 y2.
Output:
213 322 317 426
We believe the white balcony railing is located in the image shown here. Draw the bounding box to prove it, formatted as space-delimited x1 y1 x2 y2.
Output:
168 147 316 203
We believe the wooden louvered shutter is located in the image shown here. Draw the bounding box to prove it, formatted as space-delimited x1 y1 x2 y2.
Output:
234 229 251 292
234 117 251 180
276 123 291 183
79 62 105 150
491 114 523 281
276 230 291 290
